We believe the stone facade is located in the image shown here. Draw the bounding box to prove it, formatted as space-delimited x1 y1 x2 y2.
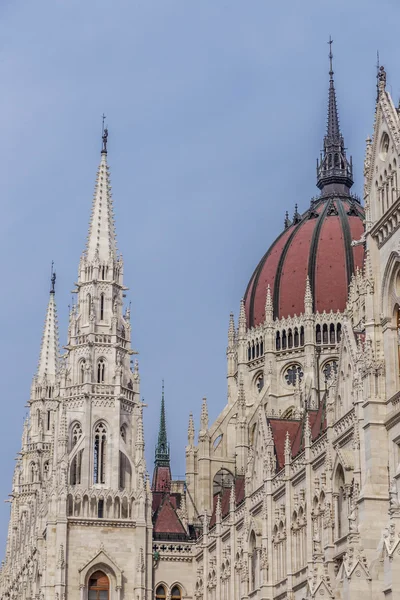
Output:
1 60 400 600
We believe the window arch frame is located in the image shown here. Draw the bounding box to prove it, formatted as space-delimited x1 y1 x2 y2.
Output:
155 584 167 599
97 358 106 383
88 570 109 600
93 421 107 485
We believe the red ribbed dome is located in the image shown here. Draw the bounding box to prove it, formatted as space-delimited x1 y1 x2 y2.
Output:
244 196 365 327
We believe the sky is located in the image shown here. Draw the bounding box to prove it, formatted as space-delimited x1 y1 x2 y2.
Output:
0 0 399 554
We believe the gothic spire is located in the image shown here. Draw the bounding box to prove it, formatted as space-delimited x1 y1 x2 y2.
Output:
155 380 170 467
84 126 117 263
36 266 59 381
316 38 353 195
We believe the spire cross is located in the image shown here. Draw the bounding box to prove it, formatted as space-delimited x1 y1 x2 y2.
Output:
328 36 334 80
50 261 56 294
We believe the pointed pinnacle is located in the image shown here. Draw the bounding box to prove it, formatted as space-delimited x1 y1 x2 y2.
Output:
304 276 313 314
36 287 60 381
284 431 291 462
200 397 208 431
188 413 195 445
304 412 311 446
265 284 273 322
228 312 235 345
239 298 246 334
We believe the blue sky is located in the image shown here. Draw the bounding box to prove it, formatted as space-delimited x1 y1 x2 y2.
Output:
0 0 399 553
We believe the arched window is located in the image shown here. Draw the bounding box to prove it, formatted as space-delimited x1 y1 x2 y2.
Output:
316 324 321 344
322 324 328 344
256 339 260 358
330 323 335 344
47 410 51 431
155 585 166 599
294 328 299 347
71 422 83 449
282 330 287 350
87 293 92 321
336 323 342 342
30 462 35 483
276 331 281 351
94 423 107 484
100 294 105 321
171 585 182 600
260 339 264 355
102 265 106 280
97 359 106 383
249 531 257 591
288 329 293 349
71 450 83 486
37 409 41 429
80 360 86 384
251 341 255 359
120 425 126 442
88 571 109 600
247 343 251 361
43 461 50 479
300 326 304 346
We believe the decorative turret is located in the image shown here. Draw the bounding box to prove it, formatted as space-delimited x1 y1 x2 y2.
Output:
316 38 353 195
155 381 170 467
152 382 172 493
35 264 59 383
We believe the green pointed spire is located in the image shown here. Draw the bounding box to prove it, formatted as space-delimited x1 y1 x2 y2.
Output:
155 380 170 467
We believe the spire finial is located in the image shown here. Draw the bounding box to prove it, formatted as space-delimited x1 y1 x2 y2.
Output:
101 114 108 154
50 261 56 294
155 380 170 467
328 36 334 81
316 40 353 195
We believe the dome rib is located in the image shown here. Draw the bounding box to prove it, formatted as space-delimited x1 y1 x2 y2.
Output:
246 227 291 327
307 200 331 313
273 218 307 320
337 199 354 287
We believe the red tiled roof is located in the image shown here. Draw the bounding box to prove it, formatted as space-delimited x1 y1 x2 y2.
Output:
153 495 186 535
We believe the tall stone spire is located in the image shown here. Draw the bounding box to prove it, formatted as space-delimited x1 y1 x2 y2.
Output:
84 126 117 262
155 381 170 467
36 265 59 381
316 38 353 195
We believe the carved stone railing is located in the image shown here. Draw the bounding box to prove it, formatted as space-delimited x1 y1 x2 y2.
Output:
291 450 306 475
333 408 356 440
311 433 327 459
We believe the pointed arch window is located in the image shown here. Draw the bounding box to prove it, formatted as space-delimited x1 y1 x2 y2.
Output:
80 359 86 384
94 422 107 484
71 422 83 448
29 462 35 483
300 326 304 346
88 571 109 600
249 531 257 591
87 293 92 321
288 329 293 349
294 327 299 347
155 585 166 600
97 359 106 383
71 450 83 485
100 293 105 321
330 323 335 344
322 324 328 344
276 331 281 351
316 324 321 344
171 586 182 600
336 323 342 343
